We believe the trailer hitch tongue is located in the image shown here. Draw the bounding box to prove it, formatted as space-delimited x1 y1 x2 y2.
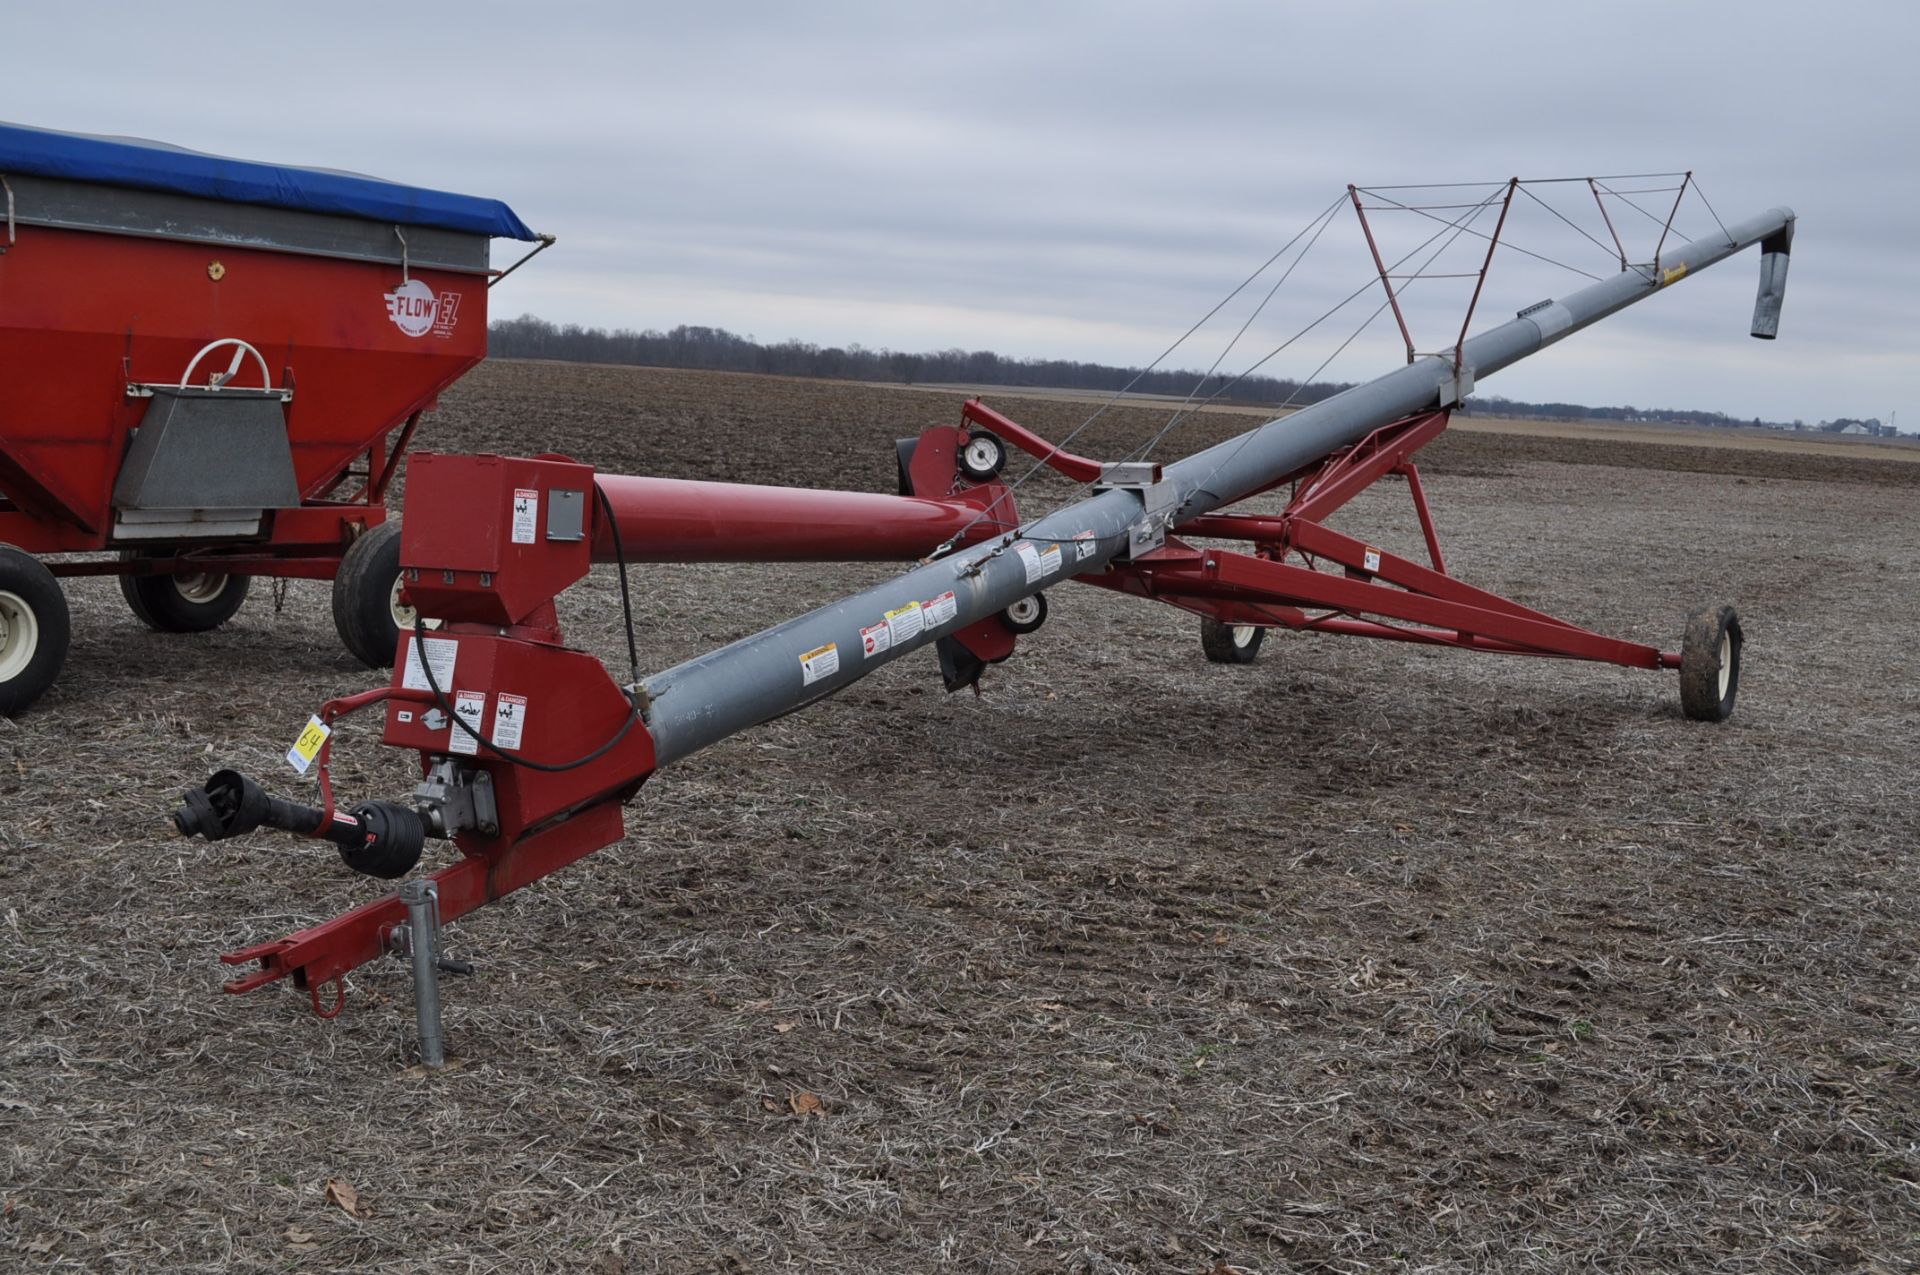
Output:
173 768 427 879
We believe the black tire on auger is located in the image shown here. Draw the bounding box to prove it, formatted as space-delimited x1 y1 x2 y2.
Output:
1679 604 1742 722
1200 617 1264 665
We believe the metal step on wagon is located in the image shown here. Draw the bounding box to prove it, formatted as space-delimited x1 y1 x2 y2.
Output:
0 121 546 713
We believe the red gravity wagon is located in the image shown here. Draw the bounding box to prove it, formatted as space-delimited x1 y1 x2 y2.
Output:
0 122 544 713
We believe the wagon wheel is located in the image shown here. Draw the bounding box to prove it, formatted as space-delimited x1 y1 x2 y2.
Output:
1679 604 1742 722
0 545 70 716
333 522 439 669
119 557 251 633
1200 617 1264 664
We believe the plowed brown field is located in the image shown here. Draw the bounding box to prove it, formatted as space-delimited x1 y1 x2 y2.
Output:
4 361 1915 1273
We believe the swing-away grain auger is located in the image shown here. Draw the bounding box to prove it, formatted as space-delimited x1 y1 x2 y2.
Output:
173 189 1794 1026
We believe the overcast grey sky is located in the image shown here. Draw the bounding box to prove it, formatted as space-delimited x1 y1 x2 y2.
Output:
8 2 1914 426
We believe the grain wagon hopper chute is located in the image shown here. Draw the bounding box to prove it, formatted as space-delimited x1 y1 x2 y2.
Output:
0 121 551 713
170 178 1794 1054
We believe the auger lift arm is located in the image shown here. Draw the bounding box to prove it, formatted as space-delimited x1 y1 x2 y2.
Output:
178 201 1794 1017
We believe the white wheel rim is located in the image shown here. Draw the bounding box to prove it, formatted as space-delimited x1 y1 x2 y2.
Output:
1717 631 1732 699
1232 625 1257 648
1008 597 1040 625
964 438 1000 472
390 576 442 632
0 590 39 682
172 572 228 605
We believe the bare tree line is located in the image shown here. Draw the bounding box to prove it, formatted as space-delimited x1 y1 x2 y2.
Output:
489 315 1794 430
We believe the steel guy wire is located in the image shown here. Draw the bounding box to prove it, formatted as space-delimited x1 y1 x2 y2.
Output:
975 192 1496 555
1367 184 1606 282
1124 197 1346 463
1687 176 1736 246
1162 187 1503 520
1134 185 1510 463
928 191 1350 558
1355 172 1690 191
1595 180 1695 245
1513 181 1622 269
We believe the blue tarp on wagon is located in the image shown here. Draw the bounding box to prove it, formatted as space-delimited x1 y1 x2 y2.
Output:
0 121 538 240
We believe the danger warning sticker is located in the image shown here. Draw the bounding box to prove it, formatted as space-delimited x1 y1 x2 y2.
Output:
860 621 892 658
800 642 840 686
1073 529 1097 561
448 689 486 755
511 488 539 545
1037 542 1062 576
491 692 528 750
924 591 957 627
1363 548 1382 574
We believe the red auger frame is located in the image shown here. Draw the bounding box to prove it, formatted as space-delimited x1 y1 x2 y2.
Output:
195 401 1689 1014
1102 408 1679 670
206 424 1023 1008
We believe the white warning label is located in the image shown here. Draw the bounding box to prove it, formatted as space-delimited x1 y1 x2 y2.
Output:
448 689 486 755
491 692 528 750
924 591 957 627
1016 541 1044 583
1073 529 1097 562
511 488 539 545
1037 542 1062 576
885 600 923 644
800 642 840 686
400 635 458 691
1363 548 1382 573
860 621 892 658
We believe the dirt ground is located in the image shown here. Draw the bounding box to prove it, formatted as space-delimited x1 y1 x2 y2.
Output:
3 361 1916 1273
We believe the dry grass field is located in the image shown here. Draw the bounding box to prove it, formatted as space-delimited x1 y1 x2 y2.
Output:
3 361 1916 1273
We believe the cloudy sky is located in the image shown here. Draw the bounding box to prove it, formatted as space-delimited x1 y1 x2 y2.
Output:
8 2 1913 427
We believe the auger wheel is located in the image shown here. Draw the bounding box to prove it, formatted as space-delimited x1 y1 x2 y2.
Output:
1200 617 1265 664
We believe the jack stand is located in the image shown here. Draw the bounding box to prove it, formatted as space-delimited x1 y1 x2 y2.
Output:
392 880 456 1068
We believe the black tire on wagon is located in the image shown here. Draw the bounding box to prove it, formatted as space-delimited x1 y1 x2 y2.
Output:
332 521 433 670
119 558 250 633
0 545 71 716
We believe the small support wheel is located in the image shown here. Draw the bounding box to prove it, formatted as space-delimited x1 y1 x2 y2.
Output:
333 521 437 669
959 429 1008 481
1003 591 1048 635
1200 617 1264 664
1679 605 1742 722
0 545 70 716
119 557 250 633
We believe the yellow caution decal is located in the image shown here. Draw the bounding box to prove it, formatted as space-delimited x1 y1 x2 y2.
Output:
286 715 331 775
1662 263 1688 287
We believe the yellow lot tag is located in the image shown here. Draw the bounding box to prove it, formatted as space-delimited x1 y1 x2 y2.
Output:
286 715 331 775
